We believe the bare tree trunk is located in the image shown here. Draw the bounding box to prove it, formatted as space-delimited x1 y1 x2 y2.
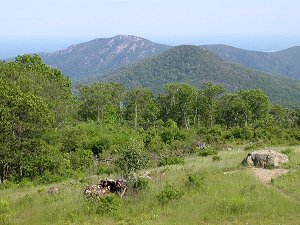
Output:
209 103 213 129
245 114 248 126
134 99 138 128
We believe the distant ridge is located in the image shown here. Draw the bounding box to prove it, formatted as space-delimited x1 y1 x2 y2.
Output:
201 44 300 79
98 45 300 106
39 35 171 81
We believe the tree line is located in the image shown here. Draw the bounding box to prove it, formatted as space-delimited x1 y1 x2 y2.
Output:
78 82 300 130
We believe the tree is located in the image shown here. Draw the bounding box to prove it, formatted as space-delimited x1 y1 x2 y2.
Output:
217 93 250 129
239 89 271 126
159 83 197 129
3 54 75 127
0 55 75 182
0 77 53 182
124 88 158 128
200 82 224 128
78 82 125 123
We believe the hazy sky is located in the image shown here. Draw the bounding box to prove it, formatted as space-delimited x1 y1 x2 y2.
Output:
1 0 300 57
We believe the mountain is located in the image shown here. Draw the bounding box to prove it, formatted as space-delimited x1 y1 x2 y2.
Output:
98 45 300 106
201 44 300 79
40 35 171 81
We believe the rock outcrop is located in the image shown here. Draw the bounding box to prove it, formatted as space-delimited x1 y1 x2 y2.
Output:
83 178 127 197
242 150 289 168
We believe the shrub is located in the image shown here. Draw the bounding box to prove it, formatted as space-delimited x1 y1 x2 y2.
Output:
69 149 94 171
198 149 217 157
114 144 148 178
229 126 254 140
97 164 115 175
0 181 16 190
186 173 204 188
145 134 164 153
218 195 252 214
244 141 265 151
204 126 224 143
132 177 149 192
212 155 221 161
35 170 67 184
17 178 34 187
85 194 121 215
197 126 208 136
158 156 184 166
157 185 184 204
92 137 111 155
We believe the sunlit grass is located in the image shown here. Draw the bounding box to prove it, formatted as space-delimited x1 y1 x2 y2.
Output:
1 146 300 224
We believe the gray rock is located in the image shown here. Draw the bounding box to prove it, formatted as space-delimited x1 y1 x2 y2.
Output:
242 150 289 168
47 187 60 195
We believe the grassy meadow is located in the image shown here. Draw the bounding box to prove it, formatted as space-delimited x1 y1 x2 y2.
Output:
1 146 300 225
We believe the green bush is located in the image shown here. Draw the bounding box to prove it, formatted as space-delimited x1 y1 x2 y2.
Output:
92 137 111 155
157 185 184 204
0 181 16 190
69 149 94 171
85 194 121 215
17 178 34 188
228 126 254 140
145 134 165 153
186 173 204 188
198 149 218 157
97 164 115 175
114 143 148 178
197 126 208 136
212 155 221 161
204 126 224 143
35 170 68 184
159 156 184 166
218 195 252 214
244 141 265 151
132 177 150 191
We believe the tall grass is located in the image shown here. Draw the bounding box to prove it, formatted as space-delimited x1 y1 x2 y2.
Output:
1 146 299 224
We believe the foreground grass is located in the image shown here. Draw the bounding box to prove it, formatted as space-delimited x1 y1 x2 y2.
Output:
1 146 300 225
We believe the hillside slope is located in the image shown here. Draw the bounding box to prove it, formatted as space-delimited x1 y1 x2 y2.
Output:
202 44 300 79
40 35 171 81
99 45 300 106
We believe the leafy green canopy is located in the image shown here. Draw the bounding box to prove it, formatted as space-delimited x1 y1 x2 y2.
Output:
0 55 75 182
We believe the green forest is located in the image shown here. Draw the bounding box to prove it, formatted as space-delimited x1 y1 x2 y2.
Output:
1 55 300 224
99 45 300 107
1 54 299 184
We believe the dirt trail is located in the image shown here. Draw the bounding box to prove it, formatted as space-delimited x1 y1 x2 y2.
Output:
249 168 290 183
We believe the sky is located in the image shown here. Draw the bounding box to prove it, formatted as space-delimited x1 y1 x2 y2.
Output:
1 0 300 58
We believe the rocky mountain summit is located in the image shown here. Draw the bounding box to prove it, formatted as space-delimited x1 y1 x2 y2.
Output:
40 34 171 81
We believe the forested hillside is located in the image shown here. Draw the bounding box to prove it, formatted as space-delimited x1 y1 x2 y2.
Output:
98 45 300 107
1 55 300 185
1 55 300 224
202 44 300 79
39 35 171 81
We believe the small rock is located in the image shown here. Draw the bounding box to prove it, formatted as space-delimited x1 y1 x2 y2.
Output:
48 187 60 195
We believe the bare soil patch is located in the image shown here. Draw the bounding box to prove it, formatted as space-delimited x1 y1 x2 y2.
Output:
249 168 290 183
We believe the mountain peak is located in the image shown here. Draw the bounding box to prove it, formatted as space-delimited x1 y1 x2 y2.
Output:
40 35 171 81
112 34 142 40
